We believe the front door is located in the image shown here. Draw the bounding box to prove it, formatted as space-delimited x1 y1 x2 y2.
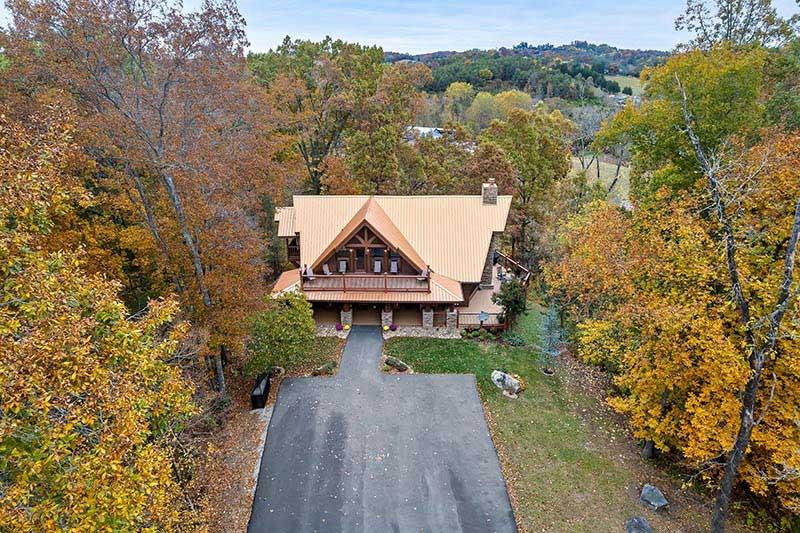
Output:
352 304 381 325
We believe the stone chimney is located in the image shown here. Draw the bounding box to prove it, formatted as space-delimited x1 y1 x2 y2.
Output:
482 178 498 205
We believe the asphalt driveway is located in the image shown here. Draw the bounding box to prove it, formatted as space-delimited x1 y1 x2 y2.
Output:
248 326 517 532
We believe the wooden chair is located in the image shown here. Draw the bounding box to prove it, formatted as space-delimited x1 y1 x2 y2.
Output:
373 259 382 274
322 264 332 275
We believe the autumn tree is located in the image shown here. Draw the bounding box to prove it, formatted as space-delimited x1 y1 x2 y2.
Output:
0 106 198 531
558 43 800 528
245 292 316 376
249 37 385 194
5 0 285 346
443 81 475 123
675 0 796 49
482 106 574 268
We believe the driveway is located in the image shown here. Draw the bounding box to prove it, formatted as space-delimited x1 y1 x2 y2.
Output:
248 326 517 532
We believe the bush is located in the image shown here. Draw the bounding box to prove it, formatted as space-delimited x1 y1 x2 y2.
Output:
389 323 398 331
501 332 526 346
492 279 528 325
245 292 316 376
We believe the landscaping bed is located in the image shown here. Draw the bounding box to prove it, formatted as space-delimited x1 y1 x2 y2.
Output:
384 303 757 533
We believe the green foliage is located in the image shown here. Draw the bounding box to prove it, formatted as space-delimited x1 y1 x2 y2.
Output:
621 86 633 96
595 45 766 199
245 291 316 376
501 331 526 346
492 279 529 323
765 39 800 131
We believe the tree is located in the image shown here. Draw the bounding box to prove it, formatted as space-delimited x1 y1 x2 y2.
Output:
0 106 197 531
444 81 475 123
5 0 284 346
466 91 504 132
345 61 431 194
675 0 796 50
494 89 534 116
595 45 766 198
249 37 384 194
245 292 316 376
492 279 528 325
482 106 574 268
622 86 633 95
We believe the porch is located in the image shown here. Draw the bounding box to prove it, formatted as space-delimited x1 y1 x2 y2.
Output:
301 273 429 292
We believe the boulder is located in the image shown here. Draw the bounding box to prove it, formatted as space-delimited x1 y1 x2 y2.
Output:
385 356 410 372
491 370 522 398
640 483 669 511
626 516 653 533
311 361 337 376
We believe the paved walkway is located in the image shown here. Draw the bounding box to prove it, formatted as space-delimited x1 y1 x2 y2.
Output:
248 326 517 532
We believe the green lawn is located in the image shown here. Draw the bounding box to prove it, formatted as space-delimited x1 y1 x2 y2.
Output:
384 304 725 532
571 156 630 206
607 74 644 96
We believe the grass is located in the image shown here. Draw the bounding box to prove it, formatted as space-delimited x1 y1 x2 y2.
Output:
384 303 724 532
607 74 644 96
571 156 630 206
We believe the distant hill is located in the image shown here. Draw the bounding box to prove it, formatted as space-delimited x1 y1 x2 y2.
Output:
386 41 669 77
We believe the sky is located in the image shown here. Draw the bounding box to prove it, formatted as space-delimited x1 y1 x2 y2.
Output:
1 0 799 53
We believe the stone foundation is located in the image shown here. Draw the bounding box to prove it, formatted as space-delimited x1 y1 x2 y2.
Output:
383 326 460 339
480 233 499 288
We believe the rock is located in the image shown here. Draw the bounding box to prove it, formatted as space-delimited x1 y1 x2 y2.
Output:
311 361 337 376
640 483 668 511
491 370 522 398
626 516 653 533
270 366 285 378
385 356 410 372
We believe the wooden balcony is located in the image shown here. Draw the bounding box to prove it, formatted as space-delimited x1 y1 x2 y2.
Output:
301 273 430 292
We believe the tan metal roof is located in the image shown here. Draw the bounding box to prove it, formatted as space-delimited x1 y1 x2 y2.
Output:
278 195 511 283
271 269 463 303
275 207 295 237
310 197 428 272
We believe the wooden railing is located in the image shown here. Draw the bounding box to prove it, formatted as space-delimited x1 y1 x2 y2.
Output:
301 273 430 293
495 250 531 286
458 311 508 330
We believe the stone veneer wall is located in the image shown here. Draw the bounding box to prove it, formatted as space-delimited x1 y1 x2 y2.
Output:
340 306 353 326
480 232 499 288
381 306 393 328
422 307 434 329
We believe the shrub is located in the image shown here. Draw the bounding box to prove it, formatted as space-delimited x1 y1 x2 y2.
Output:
389 323 398 331
501 331 526 346
335 323 343 331
245 292 316 376
492 279 528 325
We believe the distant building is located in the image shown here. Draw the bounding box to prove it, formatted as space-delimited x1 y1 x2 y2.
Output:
404 126 449 143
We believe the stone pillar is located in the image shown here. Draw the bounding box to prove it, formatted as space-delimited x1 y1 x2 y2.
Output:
382 305 393 328
422 306 434 329
340 304 353 326
480 233 499 289
446 307 458 330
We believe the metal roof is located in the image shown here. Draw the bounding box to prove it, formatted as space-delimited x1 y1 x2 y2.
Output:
275 195 511 283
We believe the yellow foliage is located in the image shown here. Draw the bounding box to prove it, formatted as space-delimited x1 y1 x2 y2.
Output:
0 107 199 531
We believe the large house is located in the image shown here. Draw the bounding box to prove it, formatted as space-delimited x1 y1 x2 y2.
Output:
271 179 529 330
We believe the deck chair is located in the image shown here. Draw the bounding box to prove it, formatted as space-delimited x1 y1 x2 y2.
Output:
417 268 430 281
338 260 347 273
390 260 399 274
373 259 382 274
322 264 332 275
304 266 315 280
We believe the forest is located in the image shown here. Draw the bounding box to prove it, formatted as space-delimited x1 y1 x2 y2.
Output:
0 0 799 531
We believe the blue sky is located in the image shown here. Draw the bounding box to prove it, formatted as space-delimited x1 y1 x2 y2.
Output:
2 0 798 53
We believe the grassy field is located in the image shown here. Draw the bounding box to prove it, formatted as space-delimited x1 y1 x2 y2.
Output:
384 303 753 532
607 74 644 96
571 156 631 206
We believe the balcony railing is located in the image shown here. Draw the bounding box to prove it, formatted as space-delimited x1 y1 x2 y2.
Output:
495 250 531 286
301 273 430 292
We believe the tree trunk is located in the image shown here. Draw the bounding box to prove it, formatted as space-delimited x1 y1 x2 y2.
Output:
642 440 656 460
712 359 761 532
214 345 227 394
129 170 185 294
161 170 212 307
